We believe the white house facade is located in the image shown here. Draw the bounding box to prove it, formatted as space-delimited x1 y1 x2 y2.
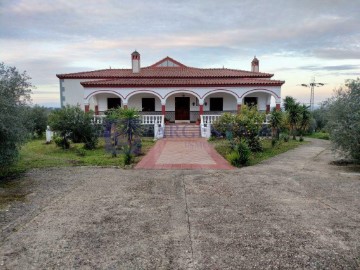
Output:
57 51 284 138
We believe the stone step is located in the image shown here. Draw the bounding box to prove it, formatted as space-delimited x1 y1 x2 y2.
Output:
164 125 201 138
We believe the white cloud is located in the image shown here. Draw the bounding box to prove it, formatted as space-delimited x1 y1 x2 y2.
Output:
1 0 359 106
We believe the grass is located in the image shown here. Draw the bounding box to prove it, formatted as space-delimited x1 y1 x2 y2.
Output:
305 132 330 140
210 138 305 167
0 137 156 178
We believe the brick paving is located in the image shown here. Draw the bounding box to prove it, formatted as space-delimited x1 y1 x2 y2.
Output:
135 138 234 170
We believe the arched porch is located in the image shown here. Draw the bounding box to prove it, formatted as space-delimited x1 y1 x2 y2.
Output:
202 91 239 115
126 92 163 116
84 91 124 115
164 91 201 122
241 89 281 113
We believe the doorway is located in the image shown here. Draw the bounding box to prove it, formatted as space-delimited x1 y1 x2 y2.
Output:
175 97 190 121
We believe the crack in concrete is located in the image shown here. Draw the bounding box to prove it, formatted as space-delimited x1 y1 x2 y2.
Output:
182 172 195 269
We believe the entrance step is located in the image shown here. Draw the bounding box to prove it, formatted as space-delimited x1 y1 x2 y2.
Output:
164 124 201 138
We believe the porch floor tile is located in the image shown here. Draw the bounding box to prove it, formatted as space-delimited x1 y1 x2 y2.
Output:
135 138 234 170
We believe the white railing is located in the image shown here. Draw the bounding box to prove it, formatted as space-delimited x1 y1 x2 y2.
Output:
93 115 106 124
141 115 164 125
201 115 221 125
264 114 271 124
200 113 271 138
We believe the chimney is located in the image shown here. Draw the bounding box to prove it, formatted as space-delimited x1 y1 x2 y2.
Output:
251 56 259 72
131 50 140 73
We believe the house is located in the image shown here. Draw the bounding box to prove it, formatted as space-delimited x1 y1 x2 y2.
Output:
56 51 284 138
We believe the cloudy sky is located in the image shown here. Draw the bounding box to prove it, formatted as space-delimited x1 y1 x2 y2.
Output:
1 0 359 107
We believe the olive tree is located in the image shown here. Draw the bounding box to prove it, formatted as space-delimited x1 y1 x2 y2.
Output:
325 78 360 162
48 105 100 149
0 63 33 167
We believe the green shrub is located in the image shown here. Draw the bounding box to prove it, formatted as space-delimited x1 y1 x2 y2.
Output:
54 136 70 149
49 105 100 150
235 140 251 165
271 138 278 147
279 133 289 142
76 148 86 157
247 136 263 152
227 151 241 166
212 113 236 135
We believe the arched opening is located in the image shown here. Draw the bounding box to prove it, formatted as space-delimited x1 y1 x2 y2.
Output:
127 92 162 115
203 91 238 115
164 91 201 123
241 89 280 113
85 91 124 115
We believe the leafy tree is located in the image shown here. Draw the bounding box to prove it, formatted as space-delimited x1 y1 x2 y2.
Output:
213 105 264 152
269 108 283 140
27 105 49 137
235 106 265 152
298 104 311 141
324 78 360 162
312 106 328 132
0 63 33 167
48 105 99 149
283 96 301 140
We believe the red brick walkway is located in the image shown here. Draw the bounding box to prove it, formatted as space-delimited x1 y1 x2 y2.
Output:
135 138 234 170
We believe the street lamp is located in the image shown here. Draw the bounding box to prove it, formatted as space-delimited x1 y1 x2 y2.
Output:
300 77 325 111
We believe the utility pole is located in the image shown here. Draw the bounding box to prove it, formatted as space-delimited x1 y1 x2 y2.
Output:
300 77 325 111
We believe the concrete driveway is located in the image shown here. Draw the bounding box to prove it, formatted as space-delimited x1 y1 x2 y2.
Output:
0 139 359 269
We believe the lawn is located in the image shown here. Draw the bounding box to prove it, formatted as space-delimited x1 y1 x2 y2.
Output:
210 138 305 166
0 137 156 178
305 132 330 140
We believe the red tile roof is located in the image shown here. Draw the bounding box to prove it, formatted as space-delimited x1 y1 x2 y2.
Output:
80 78 284 88
57 67 274 79
56 57 274 79
57 56 285 87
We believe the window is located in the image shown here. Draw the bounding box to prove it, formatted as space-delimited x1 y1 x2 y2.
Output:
244 97 258 107
210 98 223 111
142 98 155 111
107 98 121 109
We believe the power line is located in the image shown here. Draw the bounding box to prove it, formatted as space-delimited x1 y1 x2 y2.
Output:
300 77 325 111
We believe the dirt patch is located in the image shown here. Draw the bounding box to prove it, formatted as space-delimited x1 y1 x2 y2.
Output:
0 139 359 269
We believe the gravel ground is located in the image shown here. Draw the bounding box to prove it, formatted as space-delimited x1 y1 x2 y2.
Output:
0 139 359 269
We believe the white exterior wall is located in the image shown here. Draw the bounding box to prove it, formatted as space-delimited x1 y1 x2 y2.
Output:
61 79 94 108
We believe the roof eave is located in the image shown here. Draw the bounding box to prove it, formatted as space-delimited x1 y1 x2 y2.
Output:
81 82 285 88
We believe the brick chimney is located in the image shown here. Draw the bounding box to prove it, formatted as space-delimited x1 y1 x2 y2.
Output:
131 50 140 73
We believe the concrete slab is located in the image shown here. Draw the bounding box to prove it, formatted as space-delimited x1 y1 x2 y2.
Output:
1 139 359 269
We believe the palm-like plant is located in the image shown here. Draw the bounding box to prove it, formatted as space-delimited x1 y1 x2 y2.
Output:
283 96 301 140
105 107 143 164
116 108 143 147
269 108 283 139
298 104 311 141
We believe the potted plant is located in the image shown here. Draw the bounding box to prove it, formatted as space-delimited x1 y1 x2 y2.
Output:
164 117 170 125
196 117 201 125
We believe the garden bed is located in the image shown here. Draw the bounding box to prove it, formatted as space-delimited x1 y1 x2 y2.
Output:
210 138 305 167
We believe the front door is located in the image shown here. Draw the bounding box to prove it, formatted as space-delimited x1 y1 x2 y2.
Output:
175 97 190 120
